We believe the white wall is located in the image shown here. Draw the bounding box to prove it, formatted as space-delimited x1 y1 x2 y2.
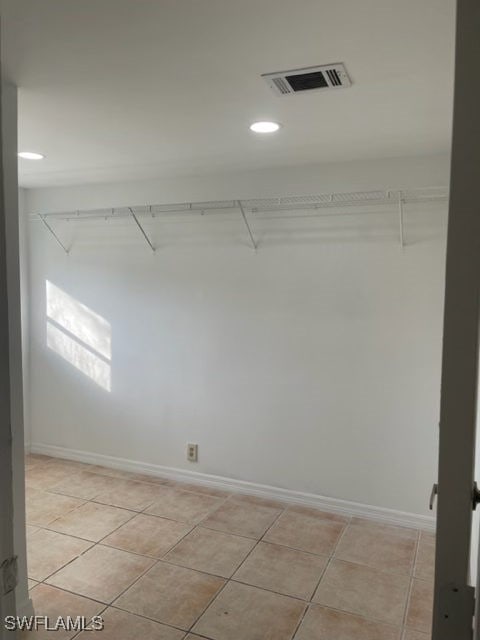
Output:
25 155 448 519
26 153 449 214
18 188 30 448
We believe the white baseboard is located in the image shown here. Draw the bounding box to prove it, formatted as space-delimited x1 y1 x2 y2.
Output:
30 442 436 532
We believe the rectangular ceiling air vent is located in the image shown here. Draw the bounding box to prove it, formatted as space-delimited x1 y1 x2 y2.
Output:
262 63 351 96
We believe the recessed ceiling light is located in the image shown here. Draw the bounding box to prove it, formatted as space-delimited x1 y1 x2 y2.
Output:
18 151 45 160
249 121 281 133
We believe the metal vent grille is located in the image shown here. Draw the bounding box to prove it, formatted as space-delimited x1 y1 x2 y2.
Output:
326 69 342 86
272 77 290 95
263 63 351 96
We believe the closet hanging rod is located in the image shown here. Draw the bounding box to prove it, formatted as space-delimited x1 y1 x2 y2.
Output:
32 205 444 225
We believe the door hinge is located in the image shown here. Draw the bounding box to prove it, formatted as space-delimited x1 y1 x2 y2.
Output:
473 482 480 510
0 555 18 595
436 582 475 638
430 482 480 512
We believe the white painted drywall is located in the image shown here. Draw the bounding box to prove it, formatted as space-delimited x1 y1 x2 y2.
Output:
25 155 448 517
27 154 449 215
18 188 30 448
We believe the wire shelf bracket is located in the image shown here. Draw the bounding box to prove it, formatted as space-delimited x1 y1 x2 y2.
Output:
398 192 405 249
128 207 156 253
39 214 70 254
237 200 257 250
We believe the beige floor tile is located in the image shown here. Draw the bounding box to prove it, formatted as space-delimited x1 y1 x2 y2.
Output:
47 501 135 541
177 483 232 498
49 471 124 500
334 523 417 575
46 544 154 603
419 530 435 543
26 489 85 526
53 458 97 472
76 607 185 639
200 498 282 539
295 605 401 640
114 561 224 630
264 510 345 555
25 454 55 467
24 583 105 640
233 541 328 600
28 528 92 581
103 514 192 557
28 579 38 590
145 488 225 524
406 579 433 634
351 518 418 540
414 534 435 582
287 505 349 523
402 631 429 640
25 464 66 491
47 457 93 470
86 465 173 485
193 581 305 640
226 494 286 510
111 470 173 485
164 526 256 578
26 524 40 539
313 559 410 625
26 461 90 491
132 475 175 486
94 479 166 511
80 465 131 478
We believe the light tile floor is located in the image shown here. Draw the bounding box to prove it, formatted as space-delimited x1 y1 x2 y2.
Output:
22 454 435 639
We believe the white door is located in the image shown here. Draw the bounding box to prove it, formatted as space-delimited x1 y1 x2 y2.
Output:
432 1 480 638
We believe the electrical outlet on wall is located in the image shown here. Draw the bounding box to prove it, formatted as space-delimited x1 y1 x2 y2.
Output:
187 443 198 462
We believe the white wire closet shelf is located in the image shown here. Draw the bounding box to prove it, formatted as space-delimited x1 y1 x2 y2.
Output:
31 186 449 254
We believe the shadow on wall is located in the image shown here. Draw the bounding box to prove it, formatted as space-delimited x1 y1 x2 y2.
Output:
46 280 112 391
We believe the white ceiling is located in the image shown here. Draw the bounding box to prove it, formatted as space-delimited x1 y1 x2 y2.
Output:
4 0 455 188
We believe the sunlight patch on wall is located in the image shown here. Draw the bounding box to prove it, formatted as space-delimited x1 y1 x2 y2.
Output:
46 281 111 358
46 281 111 391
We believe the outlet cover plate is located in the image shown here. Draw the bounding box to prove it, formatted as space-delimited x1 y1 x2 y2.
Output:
187 443 198 462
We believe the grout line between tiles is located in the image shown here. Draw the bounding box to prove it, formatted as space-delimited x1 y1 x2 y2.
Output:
402 578 414 634
296 602 404 636
400 529 421 634
185 501 289 635
32 582 111 608
106 602 190 636
105 516 197 562
226 576 311 603
104 557 161 608
290 516 352 640
309 515 352 598
44 507 137 543
70 602 110 640
33 539 96 584
226 503 287 574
